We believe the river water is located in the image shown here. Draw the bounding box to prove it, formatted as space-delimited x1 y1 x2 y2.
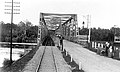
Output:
0 47 24 67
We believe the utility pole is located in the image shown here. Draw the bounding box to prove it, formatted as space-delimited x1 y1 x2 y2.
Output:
5 0 20 64
87 15 89 43
88 15 91 43
83 15 91 43
10 0 13 64
114 25 117 42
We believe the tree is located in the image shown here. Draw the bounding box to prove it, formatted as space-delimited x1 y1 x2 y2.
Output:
0 21 38 43
79 28 88 35
78 27 115 41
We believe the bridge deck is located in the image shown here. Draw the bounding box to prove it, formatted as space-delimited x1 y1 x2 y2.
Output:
22 46 71 72
63 40 120 72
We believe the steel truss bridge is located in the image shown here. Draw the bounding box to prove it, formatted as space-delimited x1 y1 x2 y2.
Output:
37 13 79 45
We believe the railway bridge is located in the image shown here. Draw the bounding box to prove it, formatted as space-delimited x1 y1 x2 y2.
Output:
23 13 79 72
22 13 120 72
37 13 78 45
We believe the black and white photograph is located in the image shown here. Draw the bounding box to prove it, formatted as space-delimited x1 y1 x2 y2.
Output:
0 0 120 72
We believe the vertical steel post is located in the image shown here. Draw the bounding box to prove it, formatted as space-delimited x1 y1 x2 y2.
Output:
114 25 116 42
88 28 91 43
87 15 89 43
74 15 77 37
88 15 91 43
38 13 42 45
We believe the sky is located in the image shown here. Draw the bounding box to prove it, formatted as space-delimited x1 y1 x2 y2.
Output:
0 0 120 29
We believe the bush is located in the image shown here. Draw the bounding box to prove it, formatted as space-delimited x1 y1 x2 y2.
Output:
2 58 14 68
3 58 11 68
19 53 24 57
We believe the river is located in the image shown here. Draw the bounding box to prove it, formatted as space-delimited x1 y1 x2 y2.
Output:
0 47 24 67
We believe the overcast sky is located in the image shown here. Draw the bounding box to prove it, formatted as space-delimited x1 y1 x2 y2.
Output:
0 0 120 29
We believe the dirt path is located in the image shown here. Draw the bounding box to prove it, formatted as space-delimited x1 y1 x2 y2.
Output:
63 40 120 72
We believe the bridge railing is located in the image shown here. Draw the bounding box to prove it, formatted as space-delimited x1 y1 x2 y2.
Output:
88 41 120 59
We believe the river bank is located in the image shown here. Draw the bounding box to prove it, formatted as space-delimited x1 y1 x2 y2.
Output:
0 47 24 72
0 47 25 67
0 44 31 49
1 45 38 72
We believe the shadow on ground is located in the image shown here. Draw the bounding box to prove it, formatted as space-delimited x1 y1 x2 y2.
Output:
57 46 84 72
42 36 55 46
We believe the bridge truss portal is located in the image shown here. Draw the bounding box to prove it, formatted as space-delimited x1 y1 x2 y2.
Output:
37 13 78 45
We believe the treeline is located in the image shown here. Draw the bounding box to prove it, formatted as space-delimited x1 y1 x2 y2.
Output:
1 20 120 42
78 27 120 41
0 21 38 43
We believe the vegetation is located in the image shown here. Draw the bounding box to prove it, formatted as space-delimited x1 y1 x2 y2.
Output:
2 58 15 68
19 53 24 57
78 27 120 41
2 46 38 72
0 21 38 43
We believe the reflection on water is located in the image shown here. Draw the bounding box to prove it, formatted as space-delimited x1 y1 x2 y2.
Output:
0 47 24 67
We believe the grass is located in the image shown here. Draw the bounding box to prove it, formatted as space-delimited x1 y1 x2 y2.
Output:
2 46 39 72
2 59 15 69
57 46 84 72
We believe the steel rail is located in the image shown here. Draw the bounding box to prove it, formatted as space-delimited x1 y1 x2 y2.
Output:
51 42 58 72
35 37 57 72
35 39 47 72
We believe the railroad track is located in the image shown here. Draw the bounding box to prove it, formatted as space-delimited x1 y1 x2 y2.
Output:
36 37 57 72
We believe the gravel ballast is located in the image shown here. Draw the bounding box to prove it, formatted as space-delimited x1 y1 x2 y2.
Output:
22 46 71 72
